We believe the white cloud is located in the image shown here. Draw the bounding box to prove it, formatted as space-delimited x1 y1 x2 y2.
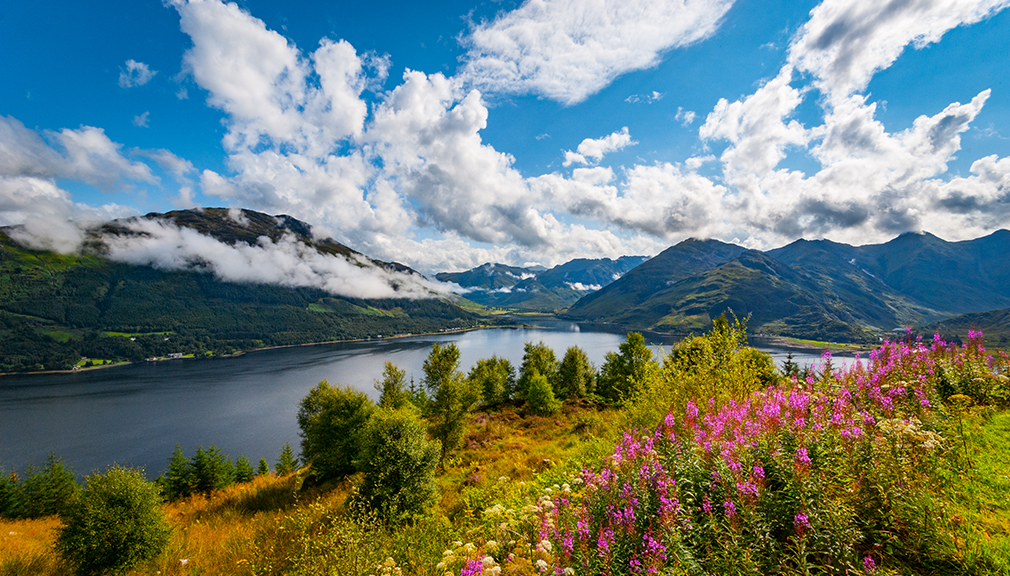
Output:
102 217 453 299
788 0 1010 103
675 107 696 126
460 0 736 105
133 111 150 127
119 59 157 88
563 127 635 166
0 116 156 191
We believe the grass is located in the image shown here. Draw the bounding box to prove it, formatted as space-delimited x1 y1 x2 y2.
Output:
780 336 870 350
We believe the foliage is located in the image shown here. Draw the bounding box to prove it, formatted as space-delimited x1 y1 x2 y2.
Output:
468 355 516 407
556 345 595 399
376 361 411 410
516 341 559 401
354 408 440 519
3 453 80 519
597 332 657 403
525 370 562 415
276 443 299 477
424 343 479 466
257 457 270 476
297 381 374 480
56 466 171 576
235 455 255 483
191 445 235 495
625 315 776 430
162 445 191 501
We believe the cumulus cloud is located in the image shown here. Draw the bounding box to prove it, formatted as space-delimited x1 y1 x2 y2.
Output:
102 217 453 299
789 0 1010 103
563 127 636 166
119 60 157 88
460 0 736 105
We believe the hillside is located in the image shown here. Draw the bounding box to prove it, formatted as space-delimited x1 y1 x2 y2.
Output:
926 307 1010 346
0 209 488 373
436 256 648 312
563 230 1010 342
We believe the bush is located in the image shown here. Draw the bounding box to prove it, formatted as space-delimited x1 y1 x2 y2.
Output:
297 381 375 480
355 408 440 519
525 370 562 415
56 466 171 576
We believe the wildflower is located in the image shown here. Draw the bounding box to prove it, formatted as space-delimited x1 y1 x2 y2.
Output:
535 559 549 572
723 500 736 518
863 556 877 573
538 539 552 553
794 512 810 532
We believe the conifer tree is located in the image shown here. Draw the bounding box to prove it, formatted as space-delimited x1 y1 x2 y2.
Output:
164 444 192 501
276 443 298 476
234 455 255 483
257 457 270 476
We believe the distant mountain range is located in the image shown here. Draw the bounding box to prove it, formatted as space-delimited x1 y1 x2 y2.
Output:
435 256 649 312
562 231 1010 343
0 208 490 373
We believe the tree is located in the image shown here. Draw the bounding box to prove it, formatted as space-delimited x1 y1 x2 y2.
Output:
190 445 234 495
782 352 799 379
375 361 410 410
276 443 298 476
0 468 23 519
355 408 440 519
423 343 477 466
163 445 192 501
257 458 270 476
56 466 171 576
234 455 255 483
557 346 595 399
516 341 559 400
19 452 79 518
526 370 562 415
598 333 656 403
468 355 516 407
296 380 375 480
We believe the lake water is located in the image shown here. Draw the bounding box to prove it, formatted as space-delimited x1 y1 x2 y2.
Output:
0 319 862 477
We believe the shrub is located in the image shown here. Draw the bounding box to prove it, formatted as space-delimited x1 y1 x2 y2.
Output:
468 355 516 406
297 380 375 480
355 408 440 519
557 346 595 399
525 370 562 415
56 466 171 576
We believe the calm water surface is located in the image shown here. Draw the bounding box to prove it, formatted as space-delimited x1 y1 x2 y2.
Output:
0 319 861 477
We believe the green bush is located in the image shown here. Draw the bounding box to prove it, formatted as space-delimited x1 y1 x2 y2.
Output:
355 408 440 519
525 370 562 415
56 466 171 576
597 332 657 403
297 381 375 480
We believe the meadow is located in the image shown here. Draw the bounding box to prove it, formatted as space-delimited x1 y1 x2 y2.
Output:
2 322 1009 575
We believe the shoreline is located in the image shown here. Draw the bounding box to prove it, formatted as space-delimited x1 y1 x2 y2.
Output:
0 323 514 377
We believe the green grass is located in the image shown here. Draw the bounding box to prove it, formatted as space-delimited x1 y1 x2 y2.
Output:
103 331 175 338
40 330 75 343
779 336 870 350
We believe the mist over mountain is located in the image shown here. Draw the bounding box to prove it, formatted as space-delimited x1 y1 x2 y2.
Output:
0 208 489 373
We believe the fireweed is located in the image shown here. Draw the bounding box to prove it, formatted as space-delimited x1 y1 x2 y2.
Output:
446 334 1007 575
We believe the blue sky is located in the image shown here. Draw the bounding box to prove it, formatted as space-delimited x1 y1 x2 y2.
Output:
2 0 1010 277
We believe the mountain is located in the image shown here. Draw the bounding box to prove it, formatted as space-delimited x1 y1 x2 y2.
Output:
925 307 1010 346
563 230 1010 343
564 239 747 321
436 256 648 312
0 209 487 373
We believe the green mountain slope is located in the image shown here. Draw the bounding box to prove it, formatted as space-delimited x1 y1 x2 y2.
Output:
0 210 484 373
563 239 747 321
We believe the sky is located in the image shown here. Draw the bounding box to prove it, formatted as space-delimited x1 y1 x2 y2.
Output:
2 0 1010 282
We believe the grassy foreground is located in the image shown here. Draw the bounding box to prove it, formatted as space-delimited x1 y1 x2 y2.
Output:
3 332 1010 575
